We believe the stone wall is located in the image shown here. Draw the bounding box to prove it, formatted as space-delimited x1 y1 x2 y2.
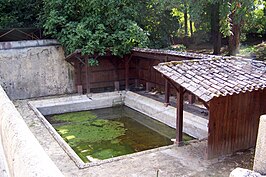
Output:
0 85 64 177
0 40 74 100
253 115 266 175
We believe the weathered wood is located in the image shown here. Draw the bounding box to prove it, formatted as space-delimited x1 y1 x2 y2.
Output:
85 57 90 93
125 56 129 90
207 89 266 159
176 86 184 145
164 80 170 106
70 50 211 98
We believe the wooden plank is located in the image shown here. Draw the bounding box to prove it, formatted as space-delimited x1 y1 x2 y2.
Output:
176 86 183 144
85 58 90 93
164 80 170 106
73 54 206 94
125 56 129 90
208 89 266 158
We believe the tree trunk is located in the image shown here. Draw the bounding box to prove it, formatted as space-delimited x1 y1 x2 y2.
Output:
229 23 240 56
228 0 241 56
184 6 188 37
211 2 221 55
190 20 193 37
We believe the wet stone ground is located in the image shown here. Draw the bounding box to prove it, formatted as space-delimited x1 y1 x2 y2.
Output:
14 95 254 177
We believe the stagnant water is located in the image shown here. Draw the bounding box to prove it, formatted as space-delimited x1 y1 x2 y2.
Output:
46 106 193 163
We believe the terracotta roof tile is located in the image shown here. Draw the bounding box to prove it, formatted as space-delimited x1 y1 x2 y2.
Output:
154 57 266 102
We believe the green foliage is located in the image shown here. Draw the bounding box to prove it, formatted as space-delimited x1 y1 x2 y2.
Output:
240 42 266 60
0 0 42 28
136 0 181 48
42 0 149 59
243 1 266 34
56 119 125 145
51 111 97 123
165 44 186 51
219 0 255 36
253 42 266 61
186 0 259 37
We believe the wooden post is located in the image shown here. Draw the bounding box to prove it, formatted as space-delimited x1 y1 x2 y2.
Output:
164 80 170 106
136 59 140 88
85 57 90 93
75 61 82 93
176 86 184 145
125 56 129 90
188 94 195 104
114 81 120 91
164 57 169 106
77 85 83 94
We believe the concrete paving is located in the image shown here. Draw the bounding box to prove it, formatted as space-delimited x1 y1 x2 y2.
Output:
14 95 254 177
0 140 10 177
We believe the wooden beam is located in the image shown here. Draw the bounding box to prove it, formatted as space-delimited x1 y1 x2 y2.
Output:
164 80 170 106
85 58 90 93
131 52 167 61
162 75 179 92
75 56 85 65
198 97 210 110
75 61 82 86
176 85 184 145
125 55 129 90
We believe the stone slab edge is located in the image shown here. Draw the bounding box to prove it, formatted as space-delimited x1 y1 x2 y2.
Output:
28 91 179 169
124 91 208 139
0 40 59 50
27 91 208 169
0 86 64 177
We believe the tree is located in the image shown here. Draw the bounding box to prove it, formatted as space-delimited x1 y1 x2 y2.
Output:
187 0 256 55
137 0 180 48
243 0 266 35
42 0 149 62
0 0 42 28
211 2 221 55
136 0 181 48
220 0 255 55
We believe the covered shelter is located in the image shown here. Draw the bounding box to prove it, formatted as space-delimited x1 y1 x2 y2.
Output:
65 49 131 93
154 57 266 158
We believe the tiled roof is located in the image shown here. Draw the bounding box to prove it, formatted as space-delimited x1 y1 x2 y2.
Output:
154 57 266 102
133 47 217 59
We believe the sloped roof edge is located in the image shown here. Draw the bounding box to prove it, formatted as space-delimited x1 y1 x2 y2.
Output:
154 57 266 102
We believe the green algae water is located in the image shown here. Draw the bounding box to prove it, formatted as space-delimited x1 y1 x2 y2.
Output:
46 106 193 163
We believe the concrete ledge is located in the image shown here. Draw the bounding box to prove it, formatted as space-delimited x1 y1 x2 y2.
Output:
28 92 124 168
0 40 59 50
124 91 208 139
0 135 10 177
28 91 208 168
30 92 124 116
0 86 63 177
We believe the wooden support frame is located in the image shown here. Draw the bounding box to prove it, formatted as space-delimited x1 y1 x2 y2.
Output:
176 85 184 145
125 55 129 90
198 97 210 110
75 56 85 65
125 54 132 91
85 57 90 93
164 80 170 106
162 75 179 92
162 75 184 145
